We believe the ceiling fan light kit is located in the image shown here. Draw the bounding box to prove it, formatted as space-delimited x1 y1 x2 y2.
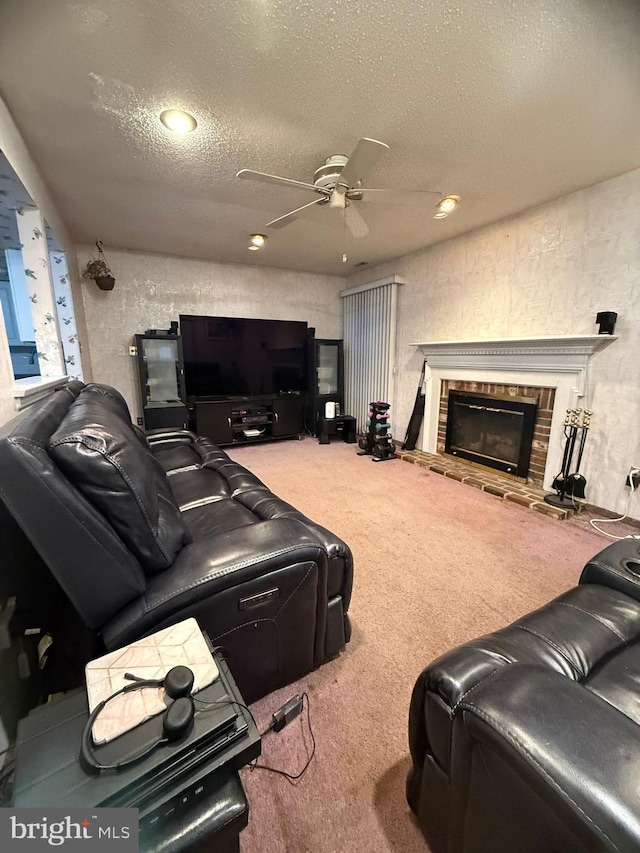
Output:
247 233 267 251
237 138 461 244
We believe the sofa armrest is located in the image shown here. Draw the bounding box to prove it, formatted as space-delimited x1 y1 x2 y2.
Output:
145 428 196 449
580 539 640 603
452 664 640 852
101 517 329 648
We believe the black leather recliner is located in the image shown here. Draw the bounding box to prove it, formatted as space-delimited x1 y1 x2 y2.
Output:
407 539 640 853
0 381 353 703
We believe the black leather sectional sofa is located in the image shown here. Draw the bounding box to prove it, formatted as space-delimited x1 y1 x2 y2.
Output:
0 381 353 704
408 539 640 853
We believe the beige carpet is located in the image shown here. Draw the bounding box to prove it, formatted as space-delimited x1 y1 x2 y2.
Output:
227 436 610 853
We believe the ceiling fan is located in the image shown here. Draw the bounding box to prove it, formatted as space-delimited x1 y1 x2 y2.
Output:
236 138 455 239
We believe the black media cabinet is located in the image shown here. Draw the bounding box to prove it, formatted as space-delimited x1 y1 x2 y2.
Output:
194 394 304 446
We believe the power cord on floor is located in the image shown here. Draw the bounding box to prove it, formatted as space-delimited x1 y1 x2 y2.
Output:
258 694 305 737
204 646 315 780
250 692 315 781
589 482 640 539
194 689 316 781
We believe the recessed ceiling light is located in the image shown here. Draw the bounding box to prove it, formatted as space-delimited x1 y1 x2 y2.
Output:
434 211 448 219
248 245 260 251
159 109 198 134
249 234 266 247
437 195 460 214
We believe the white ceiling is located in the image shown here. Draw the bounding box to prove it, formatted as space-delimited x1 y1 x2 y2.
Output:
0 0 639 277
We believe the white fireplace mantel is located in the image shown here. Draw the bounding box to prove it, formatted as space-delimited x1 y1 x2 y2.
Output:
410 335 617 490
411 335 617 370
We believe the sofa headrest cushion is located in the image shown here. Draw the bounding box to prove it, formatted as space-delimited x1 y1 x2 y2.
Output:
48 390 188 575
82 383 133 421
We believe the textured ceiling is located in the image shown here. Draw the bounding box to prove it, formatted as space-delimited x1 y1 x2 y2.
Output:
0 0 639 276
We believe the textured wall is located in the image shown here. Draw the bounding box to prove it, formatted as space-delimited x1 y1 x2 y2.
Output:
78 247 346 418
348 168 640 516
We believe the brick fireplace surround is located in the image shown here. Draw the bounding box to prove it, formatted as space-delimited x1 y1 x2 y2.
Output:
404 335 618 518
437 379 555 486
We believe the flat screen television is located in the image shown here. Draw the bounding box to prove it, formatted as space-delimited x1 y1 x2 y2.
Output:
180 314 308 398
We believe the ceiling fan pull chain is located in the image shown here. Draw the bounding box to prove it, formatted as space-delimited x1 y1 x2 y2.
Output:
342 209 347 263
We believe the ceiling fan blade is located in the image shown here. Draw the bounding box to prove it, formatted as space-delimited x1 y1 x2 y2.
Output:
236 169 325 195
356 188 443 203
344 203 370 238
339 138 389 189
265 197 328 229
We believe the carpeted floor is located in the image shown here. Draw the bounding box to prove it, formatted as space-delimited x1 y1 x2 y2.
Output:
227 436 613 853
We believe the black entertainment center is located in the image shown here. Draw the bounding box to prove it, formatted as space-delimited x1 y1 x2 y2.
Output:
133 314 348 445
180 314 308 446
194 393 304 446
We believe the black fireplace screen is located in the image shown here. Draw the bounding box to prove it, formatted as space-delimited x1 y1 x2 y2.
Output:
445 390 538 477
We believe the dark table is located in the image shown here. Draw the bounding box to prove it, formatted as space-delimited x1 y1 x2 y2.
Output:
317 414 357 444
12 652 260 853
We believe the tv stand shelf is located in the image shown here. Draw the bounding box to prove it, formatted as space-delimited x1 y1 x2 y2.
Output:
194 395 304 446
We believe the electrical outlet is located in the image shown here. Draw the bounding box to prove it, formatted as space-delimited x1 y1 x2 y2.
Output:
137 417 143 426
626 467 640 489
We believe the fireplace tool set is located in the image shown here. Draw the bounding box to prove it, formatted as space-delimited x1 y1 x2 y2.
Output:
544 408 592 509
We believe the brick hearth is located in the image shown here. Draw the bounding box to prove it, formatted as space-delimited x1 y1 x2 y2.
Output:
396 447 574 521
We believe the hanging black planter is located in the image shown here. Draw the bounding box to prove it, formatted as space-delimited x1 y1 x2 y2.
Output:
95 275 115 291
82 241 116 291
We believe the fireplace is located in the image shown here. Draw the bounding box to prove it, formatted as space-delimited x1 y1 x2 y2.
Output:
410 336 617 491
438 380 554 484
445 390 538 478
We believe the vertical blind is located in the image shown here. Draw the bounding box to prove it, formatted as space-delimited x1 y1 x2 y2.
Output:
341 276 404 433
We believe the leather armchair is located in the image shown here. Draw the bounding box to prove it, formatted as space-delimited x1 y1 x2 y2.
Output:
407 539 640 853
